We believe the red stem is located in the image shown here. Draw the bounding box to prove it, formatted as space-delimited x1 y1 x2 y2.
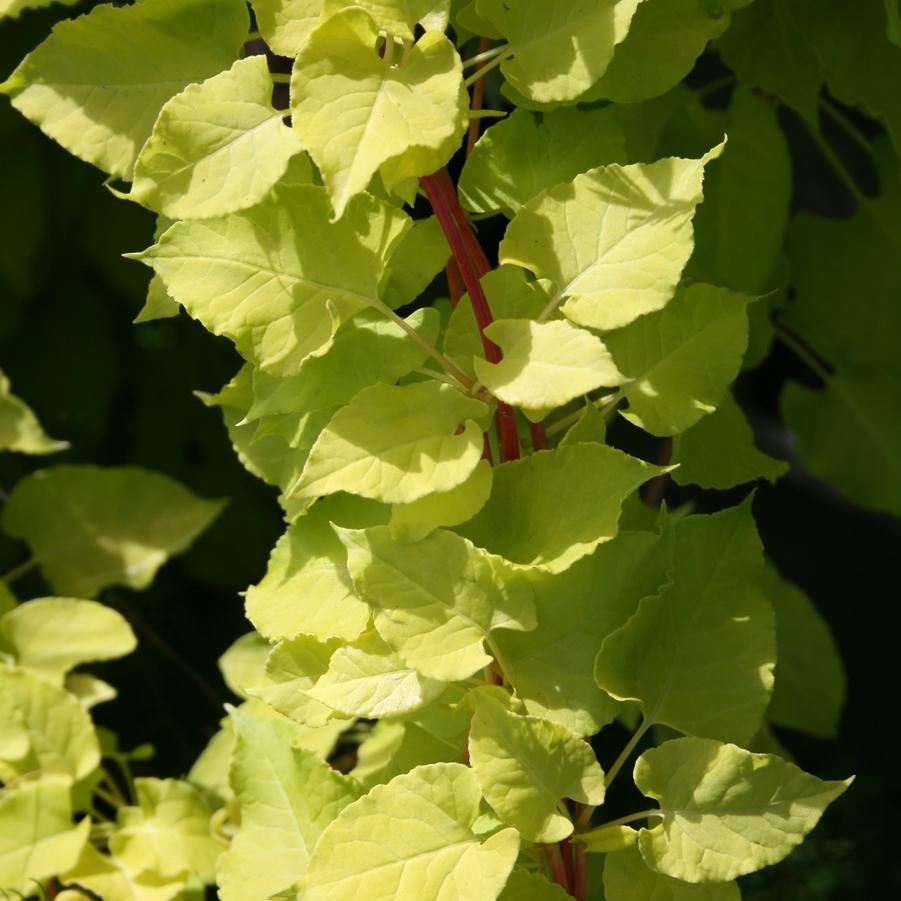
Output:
446 257 465 309
560 837 575 891
529 421 549 451
466 36 492 157
420 168 520 462
573 842 588 901
545 843 574 895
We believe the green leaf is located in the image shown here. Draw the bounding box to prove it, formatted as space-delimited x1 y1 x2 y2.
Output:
245 494 388 643
671 393 788 489
595 502 776 744
469 690 605 842
308 629 446 717
321 0 451 39
218 632 271 700
458 443 664 573
65 674 117 711
299 763 520 901
605 283 754 437
459 106 628 216
291 8 467 217
134 184 410 376
61 842 188 901
250 0 323 56
763 565 845 738
389 458 493 542
443 266 549 380
217 706 361 901
380 216 451 310
338 525 535 681
717 0 823 123
634 737 852 882
256 636 346 728
0 597 136 684
476 0 642 103
0 668 100 781
474 319 625 421
1 465 223 598
497 868 573 900
0 776 90 896
188 725 235 805
578 824 638 855
589 0 733 104
500 146 724 332
691 88 793 294
245 308 440 420
0 0 249 178
559 401 608 447
129 56 302 220
0 0 78 20
495 530 672 736
782 368 901 518
291 381 488 505
109 778 221 881
0 369 68 455
603 844 740 901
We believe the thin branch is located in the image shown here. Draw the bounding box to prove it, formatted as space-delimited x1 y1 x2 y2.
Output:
605 718 651 788
1 557 37 585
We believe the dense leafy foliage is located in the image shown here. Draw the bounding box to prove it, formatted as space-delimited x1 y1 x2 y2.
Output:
7 0 901 897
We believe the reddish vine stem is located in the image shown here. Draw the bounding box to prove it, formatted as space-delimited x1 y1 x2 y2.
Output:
466 36 492 156
545 843 574 895
560 836 575 890
420 168 521 462
529 421 549 451
445 256 465 309
573 842 588 900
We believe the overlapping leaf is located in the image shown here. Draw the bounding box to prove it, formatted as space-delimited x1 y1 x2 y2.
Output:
0 368 68 454
604 283 754 436
1 465 223 598
500 146 723 332
595 502 775 744
291 8 467 216
0 0 249 178
129 56 302 220
458 443 664 572
634 737 852 882
299 763 520 901
134 184 410 376
476 0 642 104
250 0 323 56
291 381 488 505
469 690 605 842
339 525 535 681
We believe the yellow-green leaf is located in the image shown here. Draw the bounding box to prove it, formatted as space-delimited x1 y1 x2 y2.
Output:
0 368 68 455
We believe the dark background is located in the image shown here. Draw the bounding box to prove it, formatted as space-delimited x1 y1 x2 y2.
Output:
1 5 898 899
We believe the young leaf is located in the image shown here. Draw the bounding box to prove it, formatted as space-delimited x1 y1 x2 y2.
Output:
217 705 361 901
291 8 467 217
782 368 901 519
218 632 271 700
299 763 520 901
307 629 446 717
458 106 628 216
0 776 90 896
0 597 136 684
671 393 787 489
321 0 451 39
129 56 303 220
495 530 672 736
0 0 249 178
245 494 388 643
497 868 572 900
379 216 451 310
291 381 488 505
476 0 642 104
469 690 605 842
578 824 638 855
0 668 100 781
134 184 410 376
605 283 754 436
338 525 535 681
458 443 665 572
559 400 608 447
61 842 188 901
474 318 625 421
763 565 846 738
250 0 323 57
109 778 221 881
634 737 852 882
595 501 776 744
1 465 223 598
500 146 724 332
0 368 68 455
603 844 740 901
